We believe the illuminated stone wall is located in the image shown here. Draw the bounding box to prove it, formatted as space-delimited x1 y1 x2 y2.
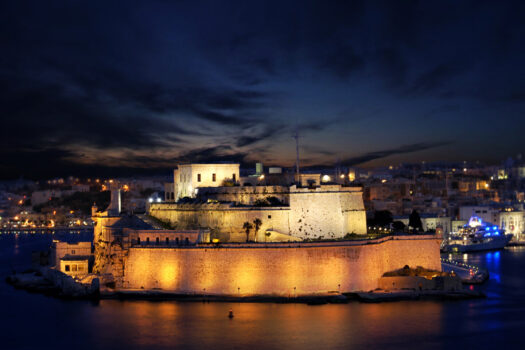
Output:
174 164 240 200
196 185 290 205
149 203 291 242
122 235 441 295
288 185 366 239
149 185 367 241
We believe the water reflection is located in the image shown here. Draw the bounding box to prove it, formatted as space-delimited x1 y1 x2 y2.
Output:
80 301 445 350
2 235 525 349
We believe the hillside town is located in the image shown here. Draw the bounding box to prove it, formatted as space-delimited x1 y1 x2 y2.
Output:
2 155 525 242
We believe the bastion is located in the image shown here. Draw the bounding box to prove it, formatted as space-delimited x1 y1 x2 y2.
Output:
87 188 442 298
149 184 367 242
123 235 442 296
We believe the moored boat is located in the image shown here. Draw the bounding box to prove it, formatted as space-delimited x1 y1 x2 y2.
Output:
442 216 513 253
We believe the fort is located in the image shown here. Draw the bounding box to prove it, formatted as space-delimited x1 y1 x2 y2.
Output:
150 184 367 242
123 236 441 296
150 163 368 242
41 163 445 298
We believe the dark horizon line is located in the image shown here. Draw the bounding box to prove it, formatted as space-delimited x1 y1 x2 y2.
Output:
0 159 515 182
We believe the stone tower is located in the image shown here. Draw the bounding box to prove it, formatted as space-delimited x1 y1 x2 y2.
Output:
92 187 122 276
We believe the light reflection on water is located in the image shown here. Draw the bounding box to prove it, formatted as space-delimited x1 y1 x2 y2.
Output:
82 300 446 350
1 234 525 349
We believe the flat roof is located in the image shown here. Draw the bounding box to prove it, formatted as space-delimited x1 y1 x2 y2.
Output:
60 255 91 261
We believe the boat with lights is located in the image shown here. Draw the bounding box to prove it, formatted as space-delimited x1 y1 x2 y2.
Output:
442 216 513 253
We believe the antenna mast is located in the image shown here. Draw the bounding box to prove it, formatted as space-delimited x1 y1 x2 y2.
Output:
294 128 300 175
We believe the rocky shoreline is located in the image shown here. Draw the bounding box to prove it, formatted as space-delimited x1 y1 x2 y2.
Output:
6 268 99 300
6 269 484 303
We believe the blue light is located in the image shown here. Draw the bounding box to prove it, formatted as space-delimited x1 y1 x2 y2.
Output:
495 231 499 235
493 226 498 230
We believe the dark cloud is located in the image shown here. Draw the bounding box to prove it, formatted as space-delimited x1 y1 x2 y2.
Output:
174 146 248 165
407 62 467 95
1 0 525 178
341 142 451 166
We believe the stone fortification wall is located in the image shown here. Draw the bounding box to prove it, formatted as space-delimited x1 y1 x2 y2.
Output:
288 185 366 238
122 235 441 295
149 203 291 242
196 185 290 205
92 214 121 274
149 185 367 241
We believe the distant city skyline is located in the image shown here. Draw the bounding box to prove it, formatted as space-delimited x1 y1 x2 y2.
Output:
1 1 525 179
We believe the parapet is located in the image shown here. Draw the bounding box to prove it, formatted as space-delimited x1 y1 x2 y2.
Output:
290 184 363 193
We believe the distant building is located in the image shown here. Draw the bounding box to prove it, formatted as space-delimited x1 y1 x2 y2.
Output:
174 163 240 200
51 240 93 277
499 210 525 241
31 190 64 206
395 215 452 237
459 206 499 224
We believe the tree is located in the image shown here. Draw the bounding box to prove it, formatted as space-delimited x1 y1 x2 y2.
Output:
243 222 253 242
373 210 393 227
253 218 262 242
392 221 406 232
409 210 423 232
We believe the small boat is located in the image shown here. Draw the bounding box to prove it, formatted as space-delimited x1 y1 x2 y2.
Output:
442 216 513 253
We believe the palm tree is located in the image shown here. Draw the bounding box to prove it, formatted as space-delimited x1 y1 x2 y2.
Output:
253 218 262 242
243 222 253 242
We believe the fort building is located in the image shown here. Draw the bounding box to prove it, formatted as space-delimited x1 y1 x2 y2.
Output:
174 163 240 200
49 164 443 298
149 184 367 242
152 164 368 242
51 240 93 277
90 187 441 295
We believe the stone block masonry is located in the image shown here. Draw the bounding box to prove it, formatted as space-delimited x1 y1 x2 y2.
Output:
149 184 367 241
122 235 441 296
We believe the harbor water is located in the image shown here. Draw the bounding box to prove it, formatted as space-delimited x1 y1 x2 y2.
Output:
1 233 524 349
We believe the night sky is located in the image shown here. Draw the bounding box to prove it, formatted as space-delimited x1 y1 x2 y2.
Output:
1 1 525 179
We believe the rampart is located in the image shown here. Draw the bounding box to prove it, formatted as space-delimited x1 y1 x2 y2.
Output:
148 203 291 242
196 185 290 205
149 185 367 241
122 235 441 296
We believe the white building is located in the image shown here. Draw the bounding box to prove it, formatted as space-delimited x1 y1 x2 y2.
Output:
459 206 499 225
174 163 240 200
397 216 452 238
500 211 525 241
